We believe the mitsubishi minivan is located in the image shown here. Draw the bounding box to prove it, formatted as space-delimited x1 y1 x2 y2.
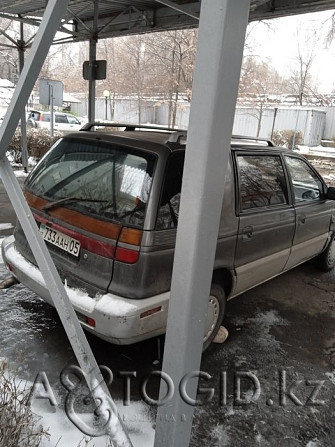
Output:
2 123 335 349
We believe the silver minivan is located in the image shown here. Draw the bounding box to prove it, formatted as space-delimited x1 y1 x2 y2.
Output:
2 124 335 349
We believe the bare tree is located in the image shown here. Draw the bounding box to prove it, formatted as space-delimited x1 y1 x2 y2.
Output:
145 29 198 127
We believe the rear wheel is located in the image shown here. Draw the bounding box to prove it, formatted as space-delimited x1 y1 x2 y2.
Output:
315 234 335 272
203 283 226 351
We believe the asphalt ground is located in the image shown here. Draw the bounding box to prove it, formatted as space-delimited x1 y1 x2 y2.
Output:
1 176 335 446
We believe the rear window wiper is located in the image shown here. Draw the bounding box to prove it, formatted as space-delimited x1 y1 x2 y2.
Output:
43 196 108 212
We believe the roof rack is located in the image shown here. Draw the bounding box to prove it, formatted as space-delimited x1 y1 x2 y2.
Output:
231 135 274 147
80 121 186 133
80 123 274 147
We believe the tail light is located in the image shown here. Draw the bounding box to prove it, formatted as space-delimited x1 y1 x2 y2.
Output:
115 227 142 264
86 317 96 328
32 205 143 264
140 307 162 318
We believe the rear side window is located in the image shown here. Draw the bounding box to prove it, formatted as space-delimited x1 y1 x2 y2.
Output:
284 156 324 202
236 154 288 211
26 138 156 228
156 153 185 229
55 114 68 124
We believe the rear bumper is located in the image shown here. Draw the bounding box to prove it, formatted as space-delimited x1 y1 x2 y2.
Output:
2 236 169 345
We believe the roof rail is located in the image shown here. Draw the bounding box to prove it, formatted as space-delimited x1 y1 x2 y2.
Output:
166 130 187 144
231 134 274 147
80 121 186 133
80 123 274 147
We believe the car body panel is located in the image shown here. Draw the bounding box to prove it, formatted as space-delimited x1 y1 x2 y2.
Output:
2 130 335 345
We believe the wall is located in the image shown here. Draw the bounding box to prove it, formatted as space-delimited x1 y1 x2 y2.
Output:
323 107 335 141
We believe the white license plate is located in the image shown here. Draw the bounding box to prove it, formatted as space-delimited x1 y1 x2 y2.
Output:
39 223 81 257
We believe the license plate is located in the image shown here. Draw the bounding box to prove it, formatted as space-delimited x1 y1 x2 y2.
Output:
39 223 81 257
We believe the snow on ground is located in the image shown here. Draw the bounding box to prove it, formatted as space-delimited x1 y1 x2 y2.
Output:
296 144 335 157
0 238 155 447
0 223 13 231
13 169 29 178
0 238 3 263
32 399 155 447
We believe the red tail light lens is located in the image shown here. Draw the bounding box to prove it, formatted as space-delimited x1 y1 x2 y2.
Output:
115 227 142 264
115 247 140 264
140 307 162 318
86 317 96 327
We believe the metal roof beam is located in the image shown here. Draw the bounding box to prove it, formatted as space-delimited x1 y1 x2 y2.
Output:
0 29 18 47
0 12 40 27
98 5 150 35
154 0 200 20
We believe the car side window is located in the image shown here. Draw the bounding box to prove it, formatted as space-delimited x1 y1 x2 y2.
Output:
236 154 288 211
55 114 68 124
284 156 323 203
156 153 185 230
68 115 79 124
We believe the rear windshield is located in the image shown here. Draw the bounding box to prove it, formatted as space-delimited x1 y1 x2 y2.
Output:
25 138 156 228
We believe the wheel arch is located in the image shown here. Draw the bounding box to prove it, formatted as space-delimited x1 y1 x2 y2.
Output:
212 267 234 298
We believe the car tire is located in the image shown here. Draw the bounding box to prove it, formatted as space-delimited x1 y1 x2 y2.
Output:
203 283 226 351
315 233 335 272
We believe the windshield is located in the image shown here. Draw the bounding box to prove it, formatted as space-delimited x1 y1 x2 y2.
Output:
26 138 156 228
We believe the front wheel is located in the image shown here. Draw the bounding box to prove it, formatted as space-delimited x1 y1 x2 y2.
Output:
315 234 335 272
203 283 226 351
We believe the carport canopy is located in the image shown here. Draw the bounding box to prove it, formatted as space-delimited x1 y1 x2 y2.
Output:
0 2 334 447
0 0 334 41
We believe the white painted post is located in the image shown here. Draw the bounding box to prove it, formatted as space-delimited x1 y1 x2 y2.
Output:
154 1 250 446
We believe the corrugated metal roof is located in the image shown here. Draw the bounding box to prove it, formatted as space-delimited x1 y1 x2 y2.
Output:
0 1 334 42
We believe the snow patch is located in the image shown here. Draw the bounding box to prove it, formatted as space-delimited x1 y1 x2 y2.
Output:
4 239 140 317
248 310 288 327
325 371 335 386
13 170 29 178
0 223 13 231
31 399 155 447
210 424 230 446
305 440 321 447
0 238 3 263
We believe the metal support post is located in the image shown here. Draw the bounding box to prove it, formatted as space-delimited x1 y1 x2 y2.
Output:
0 0 132 445
18 20 28 173
88 38 97 122
50 84 54 136
154 1 250 446
88 0 99 122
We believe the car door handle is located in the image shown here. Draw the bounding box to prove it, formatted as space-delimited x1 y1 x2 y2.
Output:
241 226 253 240
298 214 306 224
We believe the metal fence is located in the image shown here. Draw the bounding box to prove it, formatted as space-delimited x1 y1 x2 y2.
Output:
73 98 332 147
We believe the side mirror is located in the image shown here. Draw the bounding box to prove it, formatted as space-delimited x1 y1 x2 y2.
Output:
327 186 335 200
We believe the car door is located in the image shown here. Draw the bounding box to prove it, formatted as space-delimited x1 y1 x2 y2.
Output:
54 114 68 132
67 114 82 132
233 152 296 295
284 155 333 270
